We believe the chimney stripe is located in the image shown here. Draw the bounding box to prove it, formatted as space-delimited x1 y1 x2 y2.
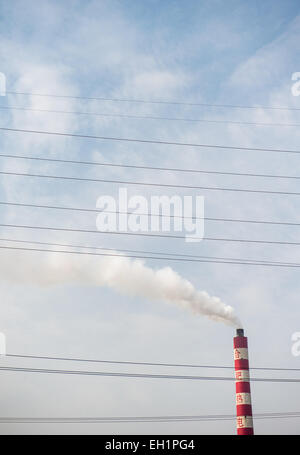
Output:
234 333 254 435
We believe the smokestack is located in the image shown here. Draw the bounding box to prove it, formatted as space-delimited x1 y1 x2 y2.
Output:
234 328 254 435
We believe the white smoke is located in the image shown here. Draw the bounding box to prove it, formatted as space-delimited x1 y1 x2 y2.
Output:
0 249 241 326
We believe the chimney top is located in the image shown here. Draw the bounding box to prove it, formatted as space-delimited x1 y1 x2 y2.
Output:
236 328 244 337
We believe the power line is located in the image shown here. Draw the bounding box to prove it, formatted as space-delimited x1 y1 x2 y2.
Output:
1 222 300 247
0 237 299 268
1 236 284 263
1 126 299 155
2 169 300 196
0 152 299 180
0 365 299 382
6 90 300 111
6 353 300 372
2 200 300 227
0 243 300 268
1 412 300 423
1 104 300 128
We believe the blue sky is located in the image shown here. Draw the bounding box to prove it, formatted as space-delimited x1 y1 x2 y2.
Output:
0 0 300 435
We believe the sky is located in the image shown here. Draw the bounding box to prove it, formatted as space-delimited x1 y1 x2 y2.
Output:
0 0 300 435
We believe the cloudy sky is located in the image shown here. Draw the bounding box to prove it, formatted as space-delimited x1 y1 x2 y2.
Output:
0 0 300 435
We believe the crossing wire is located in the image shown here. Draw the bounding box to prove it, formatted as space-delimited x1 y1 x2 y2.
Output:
0 152 299 180
0 237 299 268
1 412 300 423
6 352 300 372
0 126 300 155
0 244 300 268
1 222 300 247
1 104 300 127
1 365 300 382
2 169 300 196
5 90 300 111
2 200 300 227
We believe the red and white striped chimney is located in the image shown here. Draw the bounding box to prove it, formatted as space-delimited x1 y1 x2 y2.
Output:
234 328 254 435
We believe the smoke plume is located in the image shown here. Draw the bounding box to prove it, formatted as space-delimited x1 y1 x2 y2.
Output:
0 249 240 326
